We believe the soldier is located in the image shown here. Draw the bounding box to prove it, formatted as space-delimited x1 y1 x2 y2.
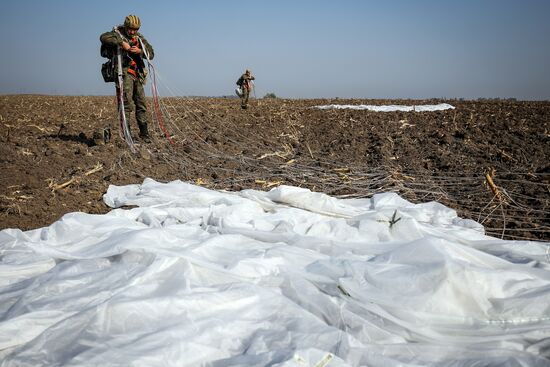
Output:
100 15 154 142
236 69 255 109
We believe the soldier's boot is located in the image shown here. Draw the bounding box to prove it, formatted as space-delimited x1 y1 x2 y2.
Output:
103 126 111 143
138 123 151 143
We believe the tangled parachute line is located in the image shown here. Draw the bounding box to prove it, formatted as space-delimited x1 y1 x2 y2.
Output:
124 63 549 242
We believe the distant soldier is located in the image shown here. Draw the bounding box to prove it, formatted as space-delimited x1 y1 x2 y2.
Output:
236 69 255 109
100 15 154 142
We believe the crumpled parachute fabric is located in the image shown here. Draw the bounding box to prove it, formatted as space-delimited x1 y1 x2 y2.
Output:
1 178 549 366
313 103 455 112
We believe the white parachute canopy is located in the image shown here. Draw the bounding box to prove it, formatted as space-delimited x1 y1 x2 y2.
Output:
1 178 549 366
314 103 455 112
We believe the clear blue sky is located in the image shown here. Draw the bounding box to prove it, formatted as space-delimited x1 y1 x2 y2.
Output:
1 0 549 99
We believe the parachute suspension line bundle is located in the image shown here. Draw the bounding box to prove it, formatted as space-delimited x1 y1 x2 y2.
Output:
140 68 228 153
115 46 137 153
139 37 174 146
251 80 257 100
150 64 174 145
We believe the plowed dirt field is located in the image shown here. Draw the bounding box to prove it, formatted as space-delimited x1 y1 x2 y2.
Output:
1 95 549 241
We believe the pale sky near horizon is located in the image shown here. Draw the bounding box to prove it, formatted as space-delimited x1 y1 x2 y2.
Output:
1 0 549 100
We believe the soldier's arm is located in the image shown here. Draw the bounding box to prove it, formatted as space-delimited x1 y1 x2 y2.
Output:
100 31 123 47
138 35 155 60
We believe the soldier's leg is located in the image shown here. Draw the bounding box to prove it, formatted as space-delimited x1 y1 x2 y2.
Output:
123 74 135 133
133 81 149 137
242 89 249 109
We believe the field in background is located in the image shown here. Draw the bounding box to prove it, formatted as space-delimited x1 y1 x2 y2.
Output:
0 95 548 241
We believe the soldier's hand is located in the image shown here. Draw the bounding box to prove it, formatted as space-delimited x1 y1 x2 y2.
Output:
122 42 131 51
129 46 141 54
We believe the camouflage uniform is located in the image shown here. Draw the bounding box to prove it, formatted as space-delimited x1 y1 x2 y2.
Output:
236 71 255 109
100 25 154 138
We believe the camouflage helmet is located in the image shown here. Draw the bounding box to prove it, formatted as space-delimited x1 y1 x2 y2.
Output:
245 69 251 75
124 14 141 29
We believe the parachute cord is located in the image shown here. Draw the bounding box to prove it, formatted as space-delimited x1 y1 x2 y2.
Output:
138 37 174 145
149 63 174 145
116 47 137 153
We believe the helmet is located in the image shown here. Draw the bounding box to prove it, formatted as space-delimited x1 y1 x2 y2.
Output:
245 69 251 75
124 14 141 29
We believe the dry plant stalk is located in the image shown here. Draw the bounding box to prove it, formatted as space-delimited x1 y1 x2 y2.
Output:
84 162 103 176
305 142 314 159
49 163 103 192
29 124 49 133
50 177 79 191
485 168 502 201
255 180 282 188
258 144 293 160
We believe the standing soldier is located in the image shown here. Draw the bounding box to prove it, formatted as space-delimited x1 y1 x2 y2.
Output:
236 69 255 109
100 15 154 142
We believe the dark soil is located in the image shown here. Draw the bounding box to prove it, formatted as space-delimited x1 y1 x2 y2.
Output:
1 95 549 241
